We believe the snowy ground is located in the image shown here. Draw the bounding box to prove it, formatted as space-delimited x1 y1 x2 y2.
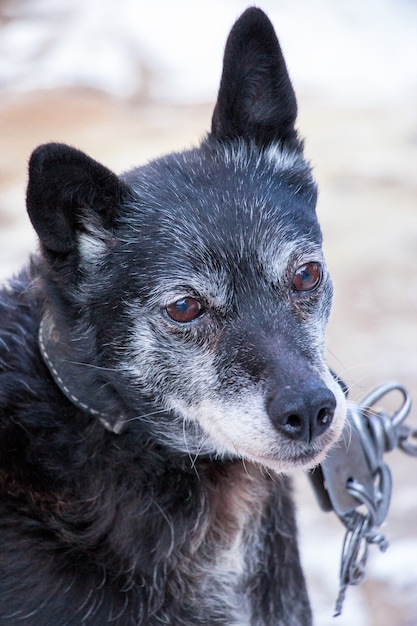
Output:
1 2 416 624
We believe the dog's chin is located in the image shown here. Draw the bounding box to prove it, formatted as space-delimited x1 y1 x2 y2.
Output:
236 443 328 475
184 431 338 475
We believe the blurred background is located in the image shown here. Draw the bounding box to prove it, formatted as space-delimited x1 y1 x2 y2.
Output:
0 0 416 624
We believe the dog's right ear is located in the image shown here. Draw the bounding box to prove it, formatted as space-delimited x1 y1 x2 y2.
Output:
27 143 128 258
210 7 299 149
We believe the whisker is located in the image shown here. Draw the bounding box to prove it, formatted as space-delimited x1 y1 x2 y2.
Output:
121 408 168 425
182 419 202 477
66 360 122 373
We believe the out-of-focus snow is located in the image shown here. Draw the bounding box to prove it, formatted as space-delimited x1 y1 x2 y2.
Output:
369 539 417 589
0 0 416 104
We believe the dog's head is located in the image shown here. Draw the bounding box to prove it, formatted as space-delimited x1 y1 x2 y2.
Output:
27 8 345 472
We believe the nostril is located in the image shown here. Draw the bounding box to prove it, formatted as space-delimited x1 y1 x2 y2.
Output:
274 408 310 442
317 406 333 427
287 414 300 427
313 406 334 438
284 413 303 433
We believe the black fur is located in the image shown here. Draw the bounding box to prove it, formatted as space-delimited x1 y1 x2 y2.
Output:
0 8 346 625
211 7 299 148
27 143 128 256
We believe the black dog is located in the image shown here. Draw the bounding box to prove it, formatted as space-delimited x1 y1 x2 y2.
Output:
0 8 345 625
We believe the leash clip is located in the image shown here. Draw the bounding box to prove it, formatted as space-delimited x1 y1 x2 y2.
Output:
310 382 414 615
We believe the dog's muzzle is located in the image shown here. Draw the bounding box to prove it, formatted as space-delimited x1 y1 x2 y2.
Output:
266 383 336 443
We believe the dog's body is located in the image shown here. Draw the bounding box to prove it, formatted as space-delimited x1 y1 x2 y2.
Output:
0 8 345 625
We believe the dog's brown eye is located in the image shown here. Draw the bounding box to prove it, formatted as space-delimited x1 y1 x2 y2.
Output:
292 262 322 292
165 297 203 323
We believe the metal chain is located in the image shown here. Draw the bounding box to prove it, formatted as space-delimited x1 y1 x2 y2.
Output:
316 381 415 616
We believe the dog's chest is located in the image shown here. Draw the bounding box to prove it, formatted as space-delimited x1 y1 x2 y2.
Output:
190 463 271 622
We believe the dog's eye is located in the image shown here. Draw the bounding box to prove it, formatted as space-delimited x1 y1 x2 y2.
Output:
292 262 322 292
165 297 203 323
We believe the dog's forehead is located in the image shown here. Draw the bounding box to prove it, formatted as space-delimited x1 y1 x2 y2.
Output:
122 142 322 290
126 142 318 230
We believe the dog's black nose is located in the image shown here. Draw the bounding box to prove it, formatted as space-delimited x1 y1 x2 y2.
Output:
267 385 336 443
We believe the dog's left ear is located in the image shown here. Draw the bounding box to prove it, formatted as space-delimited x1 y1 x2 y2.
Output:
211 7 298 149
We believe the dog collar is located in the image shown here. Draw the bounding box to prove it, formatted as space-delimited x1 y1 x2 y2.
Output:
38 313 124 434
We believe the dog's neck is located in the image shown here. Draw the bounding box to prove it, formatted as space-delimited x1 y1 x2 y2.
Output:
38 312 124 434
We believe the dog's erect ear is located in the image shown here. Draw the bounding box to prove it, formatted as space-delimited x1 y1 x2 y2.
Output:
27 143 127 256
211 7 298 149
